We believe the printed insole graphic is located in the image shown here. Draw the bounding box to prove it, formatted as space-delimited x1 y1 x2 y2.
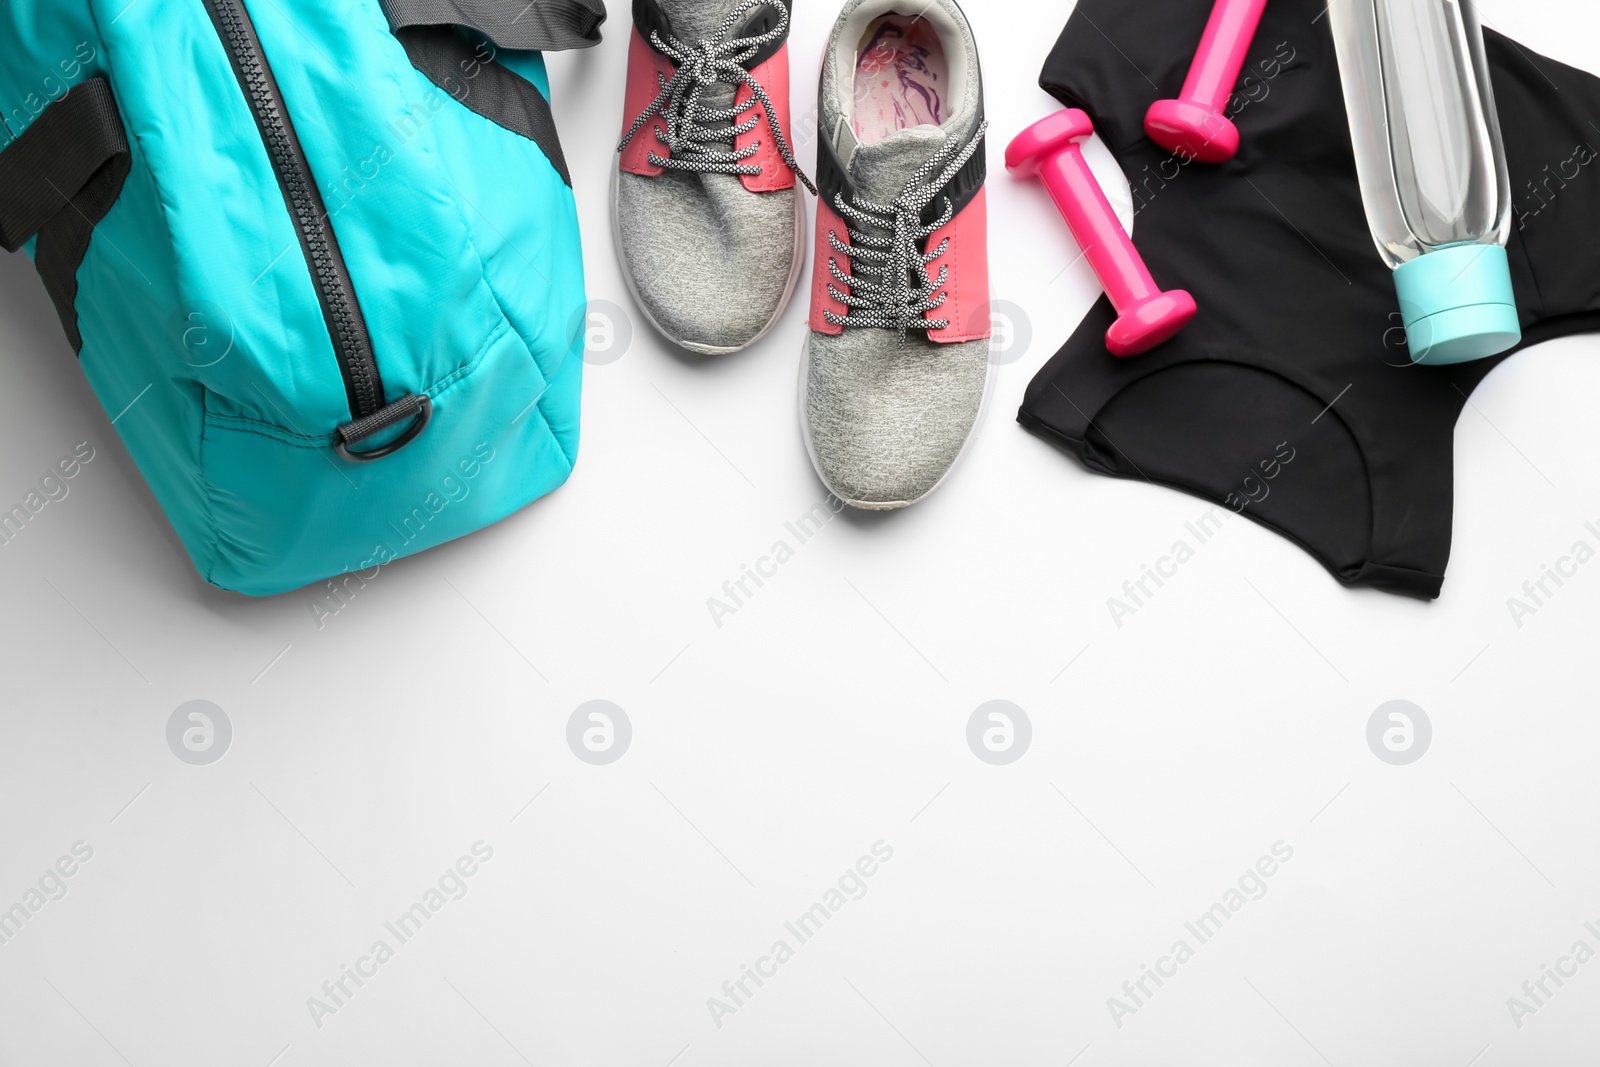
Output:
853 15 947 145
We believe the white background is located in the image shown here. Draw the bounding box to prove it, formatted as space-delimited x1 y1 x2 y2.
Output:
3 0 1600 1064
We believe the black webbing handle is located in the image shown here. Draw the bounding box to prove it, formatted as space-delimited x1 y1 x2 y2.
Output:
0 79 128 253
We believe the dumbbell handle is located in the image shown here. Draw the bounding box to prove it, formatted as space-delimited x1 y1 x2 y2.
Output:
1145 0 1270 162
1182 0 1271 111
1035 142 1163 314
1007 110 1197 357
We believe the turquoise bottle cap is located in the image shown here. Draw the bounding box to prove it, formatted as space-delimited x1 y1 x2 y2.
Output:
1393 243 1521 365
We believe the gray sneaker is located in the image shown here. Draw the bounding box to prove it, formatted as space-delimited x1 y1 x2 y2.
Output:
615 0 814 355
800 0 991 509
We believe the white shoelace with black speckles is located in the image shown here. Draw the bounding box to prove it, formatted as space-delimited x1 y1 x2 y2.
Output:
618 0 816 195
825 121 989 341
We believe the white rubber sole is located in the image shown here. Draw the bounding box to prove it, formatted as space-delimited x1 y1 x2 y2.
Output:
798 332 997 512
609 165 809 356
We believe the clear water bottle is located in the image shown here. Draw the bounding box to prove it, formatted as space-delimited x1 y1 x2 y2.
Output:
1329 0 1521 364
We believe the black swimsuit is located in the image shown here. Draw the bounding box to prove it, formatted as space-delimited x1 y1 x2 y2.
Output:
1018 0 1600 599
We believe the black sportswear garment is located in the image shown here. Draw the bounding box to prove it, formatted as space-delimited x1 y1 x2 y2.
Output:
1018 0 1600 599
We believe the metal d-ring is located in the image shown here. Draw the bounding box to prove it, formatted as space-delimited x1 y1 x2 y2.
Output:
334 394 433 463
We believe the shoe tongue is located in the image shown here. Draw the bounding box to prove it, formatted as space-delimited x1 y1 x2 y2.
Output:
847 126 948 202
696 81 738 112
657 0 743 43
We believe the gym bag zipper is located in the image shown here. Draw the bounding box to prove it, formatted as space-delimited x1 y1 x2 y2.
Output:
202 0 429 458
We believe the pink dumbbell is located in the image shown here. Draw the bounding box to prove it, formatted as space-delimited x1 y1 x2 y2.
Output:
1145 0 1270 163
1006 109 1197 358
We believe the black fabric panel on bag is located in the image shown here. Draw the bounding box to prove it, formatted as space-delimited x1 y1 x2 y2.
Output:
34 151 131 353
395 25 573 187
0 78 132 353
381 0 605 52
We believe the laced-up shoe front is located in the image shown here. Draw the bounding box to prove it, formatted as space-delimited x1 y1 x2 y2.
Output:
802 0 993 509
615 0 813 355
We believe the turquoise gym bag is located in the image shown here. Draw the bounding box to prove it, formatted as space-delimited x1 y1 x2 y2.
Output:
0 0 604 595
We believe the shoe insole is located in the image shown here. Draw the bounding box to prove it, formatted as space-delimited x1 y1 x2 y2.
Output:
852 14 949 146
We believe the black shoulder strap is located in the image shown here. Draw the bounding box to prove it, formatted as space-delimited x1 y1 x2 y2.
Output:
0 78 131 353
380 0 606 51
